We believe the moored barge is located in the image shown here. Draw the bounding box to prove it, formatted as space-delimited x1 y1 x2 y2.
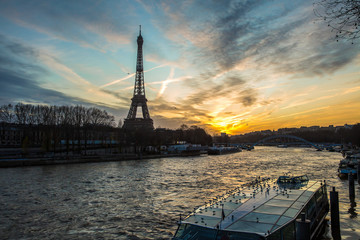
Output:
173 175 329 240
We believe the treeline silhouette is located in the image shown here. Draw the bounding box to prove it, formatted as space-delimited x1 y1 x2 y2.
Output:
0 103 212 156
0 103 115 127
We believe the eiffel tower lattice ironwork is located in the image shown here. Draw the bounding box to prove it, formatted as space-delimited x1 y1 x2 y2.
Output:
123 26 154 130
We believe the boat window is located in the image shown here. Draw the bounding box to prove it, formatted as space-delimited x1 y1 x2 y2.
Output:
277 175 308 186
276 216 292 226
277 176 291 183
307 185 320 192
254 205 288 215
322 185 327 196
282 222 295 240
242 212 281 225
173 224 217 239
315 190 323 205
185 214 223 227
291 201 305 210
305 196 317 220
216 231 265 240
302 190 314 197
226 220 278 235
298 175 309 182
296 195 309 203
315 186 328 213
272 193 299 201
265 229 281 240
283 208 298 218
263 199 293 208
173 224 188 238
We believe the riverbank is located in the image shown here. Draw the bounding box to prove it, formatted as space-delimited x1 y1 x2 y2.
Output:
0 153 181 168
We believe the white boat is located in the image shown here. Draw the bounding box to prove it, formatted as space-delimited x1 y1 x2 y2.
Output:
173 175 329 240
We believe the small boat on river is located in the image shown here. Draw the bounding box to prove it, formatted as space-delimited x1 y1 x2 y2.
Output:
173 175 329 240
208 146 241 155
338 153 359 179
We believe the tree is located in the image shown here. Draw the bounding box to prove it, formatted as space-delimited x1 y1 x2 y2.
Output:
314 0 360 42
180 124 189 131
0 104 14 123
14 103 32 124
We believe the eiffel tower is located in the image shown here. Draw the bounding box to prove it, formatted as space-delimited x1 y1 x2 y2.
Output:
123 26 154 130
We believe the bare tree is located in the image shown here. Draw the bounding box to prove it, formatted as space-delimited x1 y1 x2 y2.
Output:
14 103 32 124
314 0 360 42
0 104 14 123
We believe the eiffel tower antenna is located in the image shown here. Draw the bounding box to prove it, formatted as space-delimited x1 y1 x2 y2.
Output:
123 26 154 130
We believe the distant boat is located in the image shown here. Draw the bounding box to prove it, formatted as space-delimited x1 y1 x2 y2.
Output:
338 153 359 179
241 145 253 151
208 146 241 155
277 144 288 148
173 175 329 240
180 149 202 157
167 144 205 157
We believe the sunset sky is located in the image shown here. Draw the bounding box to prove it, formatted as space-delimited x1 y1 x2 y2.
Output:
1 0 359 135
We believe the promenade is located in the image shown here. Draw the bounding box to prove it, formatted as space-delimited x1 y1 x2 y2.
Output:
0 150 180 168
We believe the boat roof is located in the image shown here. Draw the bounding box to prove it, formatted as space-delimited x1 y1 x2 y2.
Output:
181 176 324 237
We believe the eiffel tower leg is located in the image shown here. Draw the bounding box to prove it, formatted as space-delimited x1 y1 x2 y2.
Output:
127 103 138 119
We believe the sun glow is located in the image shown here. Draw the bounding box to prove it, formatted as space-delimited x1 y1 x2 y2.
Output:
206 116 246 135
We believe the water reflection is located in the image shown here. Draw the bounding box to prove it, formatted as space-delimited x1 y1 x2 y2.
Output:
348 201 357 219
0 147 359 239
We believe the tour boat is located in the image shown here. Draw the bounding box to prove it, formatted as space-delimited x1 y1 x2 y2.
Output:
173 175 329 240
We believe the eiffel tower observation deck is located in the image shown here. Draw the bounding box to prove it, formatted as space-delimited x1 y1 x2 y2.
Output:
123 26 154 131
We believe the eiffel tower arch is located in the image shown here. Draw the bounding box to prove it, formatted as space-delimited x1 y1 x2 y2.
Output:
123 26 154 131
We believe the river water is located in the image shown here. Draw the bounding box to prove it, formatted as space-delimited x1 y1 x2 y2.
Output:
0 147 359 239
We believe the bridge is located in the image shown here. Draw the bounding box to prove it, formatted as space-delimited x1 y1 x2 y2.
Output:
250 134 323 150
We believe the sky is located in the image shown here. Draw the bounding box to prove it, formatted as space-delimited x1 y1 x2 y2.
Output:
0 0 359 135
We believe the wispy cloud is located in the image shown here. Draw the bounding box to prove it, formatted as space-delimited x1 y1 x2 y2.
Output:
158 67 174 97
1 0 359 133
0 0 133 51
101 64 167 88
100 73 135 88
0 34 130 115
0 35 88 105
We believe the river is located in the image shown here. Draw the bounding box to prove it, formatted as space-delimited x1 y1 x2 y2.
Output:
0 147 359 239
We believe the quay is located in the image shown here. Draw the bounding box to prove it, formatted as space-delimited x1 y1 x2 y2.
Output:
0 153 181 168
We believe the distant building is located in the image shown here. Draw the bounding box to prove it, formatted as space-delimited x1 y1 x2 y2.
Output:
0 123 24 146
278 128 298 134
308 126 320 131
0 122 117 149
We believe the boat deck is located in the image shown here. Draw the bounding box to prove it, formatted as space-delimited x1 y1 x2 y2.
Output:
181 178 323 237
